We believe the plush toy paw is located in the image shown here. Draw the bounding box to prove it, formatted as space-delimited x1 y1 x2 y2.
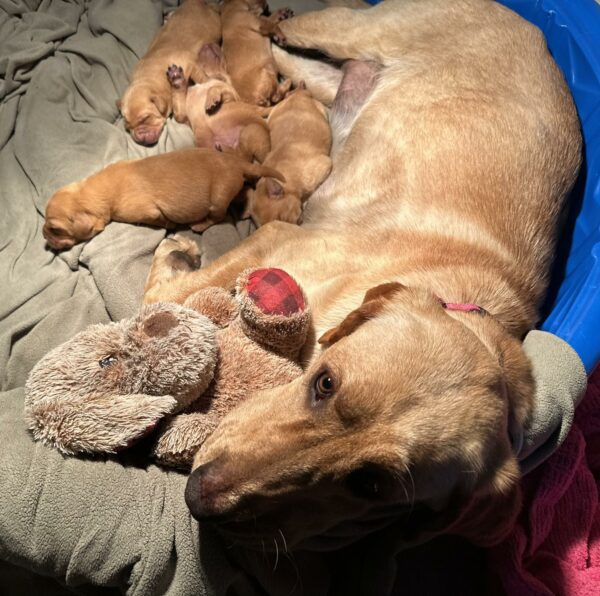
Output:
153 411 220 469
245 268 305 315
236 268 310 358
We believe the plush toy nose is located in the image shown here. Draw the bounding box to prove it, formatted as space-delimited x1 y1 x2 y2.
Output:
245 268 305 315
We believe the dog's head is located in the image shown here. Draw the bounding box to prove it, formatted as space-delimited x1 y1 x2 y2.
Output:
43 184 107 250
118 84 169 146
245 179 303 226
223 0 267 16
185 283 533 552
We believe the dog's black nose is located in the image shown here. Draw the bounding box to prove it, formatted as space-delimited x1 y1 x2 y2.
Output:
185 461 229 521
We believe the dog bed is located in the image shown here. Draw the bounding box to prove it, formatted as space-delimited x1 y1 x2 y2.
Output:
0 0 590 594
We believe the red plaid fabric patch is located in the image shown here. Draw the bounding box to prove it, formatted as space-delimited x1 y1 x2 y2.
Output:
246 268 305 315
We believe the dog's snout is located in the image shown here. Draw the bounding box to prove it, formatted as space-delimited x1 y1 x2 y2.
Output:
185 461 229 521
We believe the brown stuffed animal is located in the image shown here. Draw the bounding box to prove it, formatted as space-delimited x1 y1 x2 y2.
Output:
24 268 310 468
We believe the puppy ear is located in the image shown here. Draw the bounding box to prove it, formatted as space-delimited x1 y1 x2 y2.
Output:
319 282 406 345
71 212 101 241
266 178 284 199
26 394 178 454
150 94 169 116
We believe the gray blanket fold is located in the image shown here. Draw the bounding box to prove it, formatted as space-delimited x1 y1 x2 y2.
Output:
0 0 589 593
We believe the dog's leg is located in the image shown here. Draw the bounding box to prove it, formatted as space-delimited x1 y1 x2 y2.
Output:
238 122 271 163
258 8 294 37
270 77 293 104
144 234 202 298
166 64 189 123
144 222 307 304
277 1 425 64
272 45 342 106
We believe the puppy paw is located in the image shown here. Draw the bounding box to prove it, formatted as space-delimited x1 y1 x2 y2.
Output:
273 7 294 21
166 64 185 89
271 26 286 46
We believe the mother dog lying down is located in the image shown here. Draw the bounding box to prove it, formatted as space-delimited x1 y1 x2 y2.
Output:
145 0 581 589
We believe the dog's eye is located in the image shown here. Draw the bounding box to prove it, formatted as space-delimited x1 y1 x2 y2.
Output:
99 355 118 368
345 464 390 500
312 370 335 401
49 227 64 236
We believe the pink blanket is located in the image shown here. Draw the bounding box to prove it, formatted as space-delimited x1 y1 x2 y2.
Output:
491 369 600 595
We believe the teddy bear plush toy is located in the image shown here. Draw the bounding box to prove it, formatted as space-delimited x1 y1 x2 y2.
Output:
24 268 310 468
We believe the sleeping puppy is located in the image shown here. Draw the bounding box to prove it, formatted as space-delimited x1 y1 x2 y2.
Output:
244 83 332 225
43 149 284 250
221 0 293 106
167 43 272 162
144 0 581 593
118 0 221 145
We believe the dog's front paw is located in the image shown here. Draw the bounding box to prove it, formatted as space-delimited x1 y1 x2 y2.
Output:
166 64 185 89
274 7 294 21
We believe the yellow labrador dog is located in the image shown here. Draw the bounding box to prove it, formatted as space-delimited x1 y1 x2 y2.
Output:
144 0 581 590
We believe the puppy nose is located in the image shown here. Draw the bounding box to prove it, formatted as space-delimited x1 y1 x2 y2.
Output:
133 127 160 146
185 461 229 521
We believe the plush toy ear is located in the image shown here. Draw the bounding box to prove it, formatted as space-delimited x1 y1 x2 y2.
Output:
26 393 178 455
319 282 406 345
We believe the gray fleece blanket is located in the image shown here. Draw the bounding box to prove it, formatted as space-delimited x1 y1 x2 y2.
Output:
0 0 588 594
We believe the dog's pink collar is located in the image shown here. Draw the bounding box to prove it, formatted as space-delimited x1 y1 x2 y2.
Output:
437 297 488 315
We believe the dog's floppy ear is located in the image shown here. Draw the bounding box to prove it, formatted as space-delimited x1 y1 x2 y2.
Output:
26 393 178 455
150 94 169 116
319 282 406 345
71 211 101 241
448 474 522 546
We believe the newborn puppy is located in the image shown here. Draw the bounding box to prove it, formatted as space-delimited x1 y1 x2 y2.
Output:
246 84 332 225
221 0 293 106
118 0 221 145
168 43 272 162
43 149 284 250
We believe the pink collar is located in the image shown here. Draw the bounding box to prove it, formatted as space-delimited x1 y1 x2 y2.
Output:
437 297 488 315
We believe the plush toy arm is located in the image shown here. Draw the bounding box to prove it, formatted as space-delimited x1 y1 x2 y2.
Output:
153 410 223 469
236 268 311 359
184 287 239 328
25 393 178 455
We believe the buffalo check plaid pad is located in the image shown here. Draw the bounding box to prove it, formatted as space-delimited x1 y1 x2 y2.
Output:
245 268 305 316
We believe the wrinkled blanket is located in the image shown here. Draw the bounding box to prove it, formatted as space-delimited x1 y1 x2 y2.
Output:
0 0 589 594
490 367 600 596
0 1 256 593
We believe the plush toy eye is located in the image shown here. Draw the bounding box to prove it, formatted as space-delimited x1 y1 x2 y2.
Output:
312 369 335 401
99 355 118 368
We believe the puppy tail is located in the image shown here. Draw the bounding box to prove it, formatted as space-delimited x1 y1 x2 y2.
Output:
242 163 286 183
